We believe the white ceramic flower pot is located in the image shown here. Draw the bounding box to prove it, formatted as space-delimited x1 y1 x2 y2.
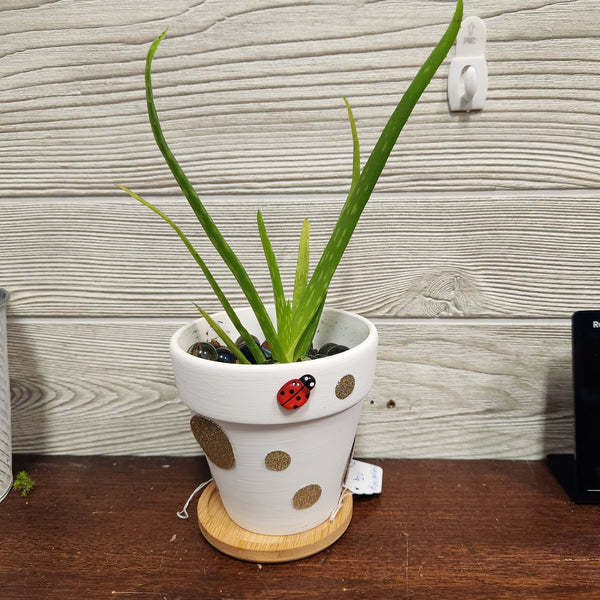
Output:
170 306 377 536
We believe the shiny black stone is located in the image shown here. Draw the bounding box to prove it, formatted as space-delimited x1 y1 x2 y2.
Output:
324 344 349 356
187 341 218 361
216 347 236 363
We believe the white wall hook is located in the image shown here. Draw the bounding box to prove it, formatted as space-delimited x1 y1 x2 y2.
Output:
448 16 487 112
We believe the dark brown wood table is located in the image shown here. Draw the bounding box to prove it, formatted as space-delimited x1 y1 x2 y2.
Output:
1 456 599 599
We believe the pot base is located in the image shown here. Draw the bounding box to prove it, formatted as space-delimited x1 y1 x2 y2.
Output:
197 482 353 563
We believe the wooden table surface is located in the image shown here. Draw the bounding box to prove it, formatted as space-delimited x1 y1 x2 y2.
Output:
1 455 599 600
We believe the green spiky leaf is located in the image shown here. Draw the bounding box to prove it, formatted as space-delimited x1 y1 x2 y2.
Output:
119 185 265 363
122 1 462 363
289 0 463 350
344 97 361 194
143 32 284 362
292 219 310 313
193 304 252 364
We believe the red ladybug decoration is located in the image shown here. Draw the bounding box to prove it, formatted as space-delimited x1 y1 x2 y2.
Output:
277 374 316 410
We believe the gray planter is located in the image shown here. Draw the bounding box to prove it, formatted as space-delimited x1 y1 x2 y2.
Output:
0 289 11 502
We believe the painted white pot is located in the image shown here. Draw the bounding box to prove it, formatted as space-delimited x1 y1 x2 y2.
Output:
170 306 378 536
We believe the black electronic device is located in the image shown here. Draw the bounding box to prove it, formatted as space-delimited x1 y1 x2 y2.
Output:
548 310 600 503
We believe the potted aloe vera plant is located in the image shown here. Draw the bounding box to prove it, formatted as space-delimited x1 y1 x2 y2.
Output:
121 1 463 561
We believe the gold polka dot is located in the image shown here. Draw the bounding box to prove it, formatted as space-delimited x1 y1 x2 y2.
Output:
293 484 322 510
335 374 355 399
265 450 291 471
190 415 235 470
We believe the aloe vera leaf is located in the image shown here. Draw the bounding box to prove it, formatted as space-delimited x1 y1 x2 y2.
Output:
343 97 360 193
287 218 311 361
256 213 293 352
292 218 310 313
293 296 325 361
281 299 292 346
119 185 265 364
290 0 463 348
256 211 287 336
145 31 284 361
193 304 251 364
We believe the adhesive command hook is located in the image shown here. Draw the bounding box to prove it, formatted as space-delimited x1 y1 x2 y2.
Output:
448 16 488 112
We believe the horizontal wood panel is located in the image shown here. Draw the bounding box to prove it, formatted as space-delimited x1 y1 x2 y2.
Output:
1 0 600 196
2 0 597 461
3 191 600 318
7 317 573 459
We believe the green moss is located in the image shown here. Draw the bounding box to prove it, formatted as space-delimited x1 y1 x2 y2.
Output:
13 470 35 497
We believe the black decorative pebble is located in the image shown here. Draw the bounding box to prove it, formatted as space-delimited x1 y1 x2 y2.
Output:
237 342 258 363
318 342 338 356
324 344 349 356
260 341 272 360
187 333 349 363
216 347 236 363
187 341 218 361
236 335 259 346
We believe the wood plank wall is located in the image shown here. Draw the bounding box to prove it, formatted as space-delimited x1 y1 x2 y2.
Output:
2 0 599 459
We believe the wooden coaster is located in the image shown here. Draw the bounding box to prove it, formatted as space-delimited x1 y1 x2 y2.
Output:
197 482 353 563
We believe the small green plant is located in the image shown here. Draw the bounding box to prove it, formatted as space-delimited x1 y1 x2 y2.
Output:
121 1 463 364
13 470 35 497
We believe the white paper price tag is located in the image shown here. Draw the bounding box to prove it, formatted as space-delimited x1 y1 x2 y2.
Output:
344 459 383 495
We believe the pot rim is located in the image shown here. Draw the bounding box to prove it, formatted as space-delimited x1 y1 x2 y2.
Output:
170 305 377 373
169 305 378 424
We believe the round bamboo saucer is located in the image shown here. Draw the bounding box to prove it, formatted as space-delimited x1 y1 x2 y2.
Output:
197 482 353 563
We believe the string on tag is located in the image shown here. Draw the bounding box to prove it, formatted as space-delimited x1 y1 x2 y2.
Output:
177 478 213 520
329 487 352 522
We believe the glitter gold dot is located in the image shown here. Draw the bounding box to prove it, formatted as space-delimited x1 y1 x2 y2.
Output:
190 415 235 470
335 374 355 399
293 484 322 510
265 450 291 471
